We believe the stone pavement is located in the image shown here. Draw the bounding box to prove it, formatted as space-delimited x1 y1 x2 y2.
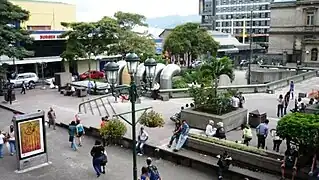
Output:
2 77 319 155
0 108 220 180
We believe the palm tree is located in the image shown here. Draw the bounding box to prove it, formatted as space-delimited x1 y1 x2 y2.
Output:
200 56 234 96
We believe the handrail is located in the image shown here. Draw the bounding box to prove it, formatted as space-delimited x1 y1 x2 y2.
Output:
259 65 319 70
78 93 113 113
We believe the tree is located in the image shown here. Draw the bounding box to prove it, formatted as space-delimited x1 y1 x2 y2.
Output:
0 0 33 60
163 22 219 66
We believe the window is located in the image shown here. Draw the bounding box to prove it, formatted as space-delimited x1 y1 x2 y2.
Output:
306 12 315 26
27 26 51 30
311 48 318 61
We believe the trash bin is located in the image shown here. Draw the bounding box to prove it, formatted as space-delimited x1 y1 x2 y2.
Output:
76 87 87 97
248 110 267 128
298 93 307 98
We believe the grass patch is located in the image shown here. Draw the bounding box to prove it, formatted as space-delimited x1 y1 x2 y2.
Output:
190 134 267 156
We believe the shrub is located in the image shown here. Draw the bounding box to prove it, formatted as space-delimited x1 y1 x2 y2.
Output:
99 119 127 140
172 78 188 89
139 110 165 128
190 134 267 156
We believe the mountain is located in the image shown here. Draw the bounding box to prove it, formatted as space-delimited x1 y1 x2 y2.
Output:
146 15 201 29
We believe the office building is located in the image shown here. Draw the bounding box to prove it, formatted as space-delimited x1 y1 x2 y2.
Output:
268 0 319 67
199 0 271 44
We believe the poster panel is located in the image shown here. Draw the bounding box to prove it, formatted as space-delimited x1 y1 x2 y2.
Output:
17 118 45 159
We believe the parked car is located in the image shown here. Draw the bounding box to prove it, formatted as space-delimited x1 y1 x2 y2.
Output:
79 70 104 80
191 60 202 68
9 72 39 87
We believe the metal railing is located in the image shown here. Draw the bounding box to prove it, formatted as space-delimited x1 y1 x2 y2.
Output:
78 94 113 116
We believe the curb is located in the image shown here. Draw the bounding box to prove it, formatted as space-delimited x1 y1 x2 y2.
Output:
0 104 266 180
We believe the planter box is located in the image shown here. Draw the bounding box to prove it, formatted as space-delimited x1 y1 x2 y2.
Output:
186 137 282 174
181 108 248 132
305 104 319 114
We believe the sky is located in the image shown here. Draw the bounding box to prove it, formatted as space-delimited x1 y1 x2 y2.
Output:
48 0 198 22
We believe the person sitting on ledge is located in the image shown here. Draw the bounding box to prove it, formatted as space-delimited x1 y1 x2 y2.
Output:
190 103 194 108
205 120 216 137
214 122 226 140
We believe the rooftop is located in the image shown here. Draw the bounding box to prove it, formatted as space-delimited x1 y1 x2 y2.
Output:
9 0 74 5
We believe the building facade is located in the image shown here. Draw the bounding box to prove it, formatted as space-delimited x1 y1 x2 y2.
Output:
199 0 271 44
268 0 319 66
10 0 76 31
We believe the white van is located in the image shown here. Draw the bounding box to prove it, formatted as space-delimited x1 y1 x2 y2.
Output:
10 72 39 87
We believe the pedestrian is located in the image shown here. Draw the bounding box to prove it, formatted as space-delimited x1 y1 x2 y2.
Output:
256 119 269 149
231 95 240 109
0 131 5 158
173 120 189 152
20 81 26 94
238 92 245 108
214 122 226 140
137 126 149 156
47 107 56 130
277 94 284 117
167 120 182 148
271 129 282 153
7 82 13 105
290 81 294 100
7 125 15 155
241 124 252 146
284 91 290 115
100 116 109 146
281 145 299 180
68 121 77 151
205 120 217 137
217 151 232 180
90 140 106 177
308 151 319 179
100 149 108 174
146 157 161 180
76 119 85 146
141 166 150 180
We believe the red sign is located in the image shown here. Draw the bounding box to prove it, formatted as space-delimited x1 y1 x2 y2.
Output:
40 35 58 40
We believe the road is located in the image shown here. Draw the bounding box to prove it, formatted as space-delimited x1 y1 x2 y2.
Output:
0 108 222 180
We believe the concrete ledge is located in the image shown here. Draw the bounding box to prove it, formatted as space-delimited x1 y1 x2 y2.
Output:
181 108 247 132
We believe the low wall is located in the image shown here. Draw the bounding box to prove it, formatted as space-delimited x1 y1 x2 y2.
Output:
305 104 319 114
181 108 247 132
159 70 318 100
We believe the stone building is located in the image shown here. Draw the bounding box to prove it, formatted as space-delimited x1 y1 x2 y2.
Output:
268 0 319 67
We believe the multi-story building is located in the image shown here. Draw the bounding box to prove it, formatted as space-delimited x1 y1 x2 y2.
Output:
199 0 271 44
268 0 319 67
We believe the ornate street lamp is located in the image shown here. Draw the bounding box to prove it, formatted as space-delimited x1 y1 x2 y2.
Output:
104 53 156 180
144 58 157 88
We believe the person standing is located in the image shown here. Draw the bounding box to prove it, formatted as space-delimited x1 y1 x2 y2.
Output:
290 81 294 100
137 126 149 156
90 140 105 177
271 129 282 153
173 120 189 152
7 82 13 105
231 95 240 109
0 131 5 158
167 120 182 148
141 166 150 180
241 124 252 146
146 157 161 180
68 121 77 151
20 81 26 94
47 107 56 130
256 119 269 149
151 82 160 100
100 116 109 146
284 91 290 115
76 120 85 146
277 94 284 117
238 92 245 108
7 125 15 156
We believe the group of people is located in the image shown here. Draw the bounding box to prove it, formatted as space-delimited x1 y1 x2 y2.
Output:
205 120 226 139
0 125 16 158
68 115 85 151
167 119 190 152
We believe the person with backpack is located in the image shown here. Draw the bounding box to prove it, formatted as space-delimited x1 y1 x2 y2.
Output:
76 119 85 146
146 157 161 180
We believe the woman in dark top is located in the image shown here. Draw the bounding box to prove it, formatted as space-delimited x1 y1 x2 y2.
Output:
90 140 105 177
167 120 182 148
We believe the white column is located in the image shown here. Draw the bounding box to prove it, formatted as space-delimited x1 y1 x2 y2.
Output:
231 19 234 35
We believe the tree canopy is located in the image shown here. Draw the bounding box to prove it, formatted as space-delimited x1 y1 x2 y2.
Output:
60 11 155 62
163 22 219 58
0 0 33 59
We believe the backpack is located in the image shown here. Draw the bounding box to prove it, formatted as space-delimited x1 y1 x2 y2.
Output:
148 165 160 180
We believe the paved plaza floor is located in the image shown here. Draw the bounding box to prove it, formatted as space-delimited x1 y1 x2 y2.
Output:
2 77 319 155
0 108 218 180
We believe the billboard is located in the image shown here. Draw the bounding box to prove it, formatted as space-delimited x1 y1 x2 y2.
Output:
154 39 163 54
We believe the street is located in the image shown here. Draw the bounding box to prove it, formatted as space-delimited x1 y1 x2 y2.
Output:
0 108 221 180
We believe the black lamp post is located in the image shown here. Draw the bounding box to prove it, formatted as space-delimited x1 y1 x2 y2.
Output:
104 53 157 180
144 58 157 88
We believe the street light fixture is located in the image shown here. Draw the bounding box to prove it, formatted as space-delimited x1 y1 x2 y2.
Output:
144 58 157 88
104 53 157 180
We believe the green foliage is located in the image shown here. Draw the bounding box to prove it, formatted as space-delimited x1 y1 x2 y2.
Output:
139 110 165 128
200 56 235 82
0 0 34 59
99 119 127 139
276 113 319 154
190 134 267 156
163 22 219 57
172 77 188 89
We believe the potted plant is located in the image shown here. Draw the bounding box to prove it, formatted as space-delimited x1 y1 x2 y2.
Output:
99 119 127 145
139 110 165 128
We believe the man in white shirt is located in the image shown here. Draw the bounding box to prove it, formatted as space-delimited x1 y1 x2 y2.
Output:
152 82 160 100
205 120 217 137
137 126 149 156
231 96 240 109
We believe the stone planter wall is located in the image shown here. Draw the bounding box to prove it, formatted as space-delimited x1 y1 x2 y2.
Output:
181 108 248 132
186 137 282 174
305 104 319 114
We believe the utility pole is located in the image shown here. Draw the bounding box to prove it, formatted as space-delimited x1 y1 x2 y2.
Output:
248 10 253 85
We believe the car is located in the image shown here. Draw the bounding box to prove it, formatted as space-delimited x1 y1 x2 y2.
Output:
191 60 202 68
10 72 39 87
79 70 104 80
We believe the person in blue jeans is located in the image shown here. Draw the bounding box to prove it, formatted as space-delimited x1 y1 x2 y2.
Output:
7 125 16 155
90 140 105 177
140 166 150 180
0 131 5 158
68 121 77 151
173 120 189 152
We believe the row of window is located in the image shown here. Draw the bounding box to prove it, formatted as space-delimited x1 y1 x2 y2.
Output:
216 4 269 12
216 20 269 27
219 28 269 34
218 12 270 19
216 0 271 5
